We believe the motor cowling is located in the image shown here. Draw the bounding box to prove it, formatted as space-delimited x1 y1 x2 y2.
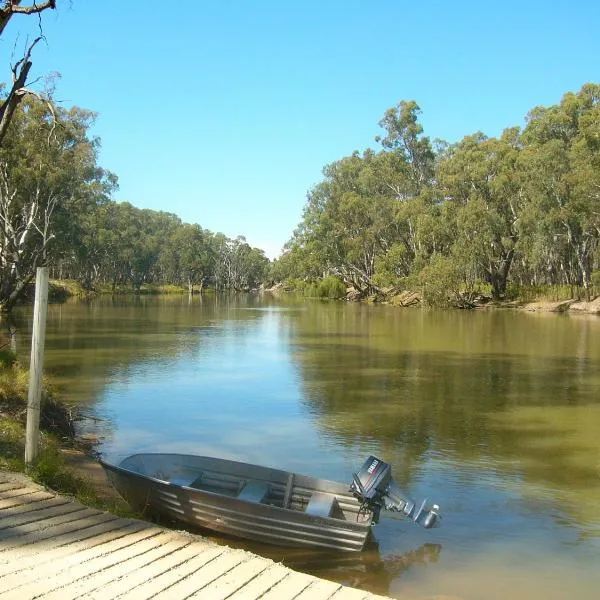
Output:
349 455 440 528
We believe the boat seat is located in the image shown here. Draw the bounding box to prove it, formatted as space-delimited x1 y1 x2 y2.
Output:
305 492 338 518
237 480 269 503
169 475 197 487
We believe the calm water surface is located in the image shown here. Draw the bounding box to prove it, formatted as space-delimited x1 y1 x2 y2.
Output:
15 295 600 600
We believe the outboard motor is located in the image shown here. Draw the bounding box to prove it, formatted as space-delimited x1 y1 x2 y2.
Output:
350 456 440 528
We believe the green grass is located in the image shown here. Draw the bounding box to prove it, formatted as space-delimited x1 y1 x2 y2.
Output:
0 360 135 516
0 415 136 516
27 444 133 515
0 418 25 471
505 283 596 303
93 282 204 295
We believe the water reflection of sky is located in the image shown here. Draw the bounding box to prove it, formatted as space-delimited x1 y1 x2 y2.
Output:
28 298 600 600
98 311 342 475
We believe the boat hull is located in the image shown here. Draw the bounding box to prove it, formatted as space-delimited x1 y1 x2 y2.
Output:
101 454 373 552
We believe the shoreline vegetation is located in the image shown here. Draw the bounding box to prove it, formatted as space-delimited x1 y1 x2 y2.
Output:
26 277 600 316
1 85 598 317
264 280 600 315
0 350 129 513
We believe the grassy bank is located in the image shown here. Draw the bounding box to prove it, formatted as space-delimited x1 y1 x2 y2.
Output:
17 279 199 304
270 277 600 312
0 353 130 514
49 279 205 297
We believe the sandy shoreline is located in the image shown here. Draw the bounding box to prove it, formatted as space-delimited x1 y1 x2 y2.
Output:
60 447 123 502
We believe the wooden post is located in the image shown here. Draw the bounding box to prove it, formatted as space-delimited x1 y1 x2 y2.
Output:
25 267 49 466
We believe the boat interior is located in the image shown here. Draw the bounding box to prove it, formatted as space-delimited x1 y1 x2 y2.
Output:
151 464 365 522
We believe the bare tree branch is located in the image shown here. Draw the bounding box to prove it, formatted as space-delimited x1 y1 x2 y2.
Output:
0 2 56 37
0 36 53 145
0 3 59 148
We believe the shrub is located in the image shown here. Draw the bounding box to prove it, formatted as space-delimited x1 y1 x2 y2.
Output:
0 347 16 367
303 283 319 297
28 446 88 496
592 271 600 296
0 364 74 440
0 417 25 471
283 278 308 292
317 276 346 299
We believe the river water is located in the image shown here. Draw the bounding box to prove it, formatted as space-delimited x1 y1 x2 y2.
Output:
14 294 600 599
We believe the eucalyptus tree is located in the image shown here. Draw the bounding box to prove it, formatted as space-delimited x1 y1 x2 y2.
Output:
287 101 438 296
436 129 524 300
376 100 435 196
0 1 56 36
102 203 181 291
370 100 438 289
290 150 402 295
159 223 214 293
238 244 269 290
66 199 117 289
520 84 600 296
269 237 323 284
0 97 114 310
212 234 268 291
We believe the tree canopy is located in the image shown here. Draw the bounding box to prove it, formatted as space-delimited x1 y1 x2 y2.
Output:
276 84 600 304
0 4 596 310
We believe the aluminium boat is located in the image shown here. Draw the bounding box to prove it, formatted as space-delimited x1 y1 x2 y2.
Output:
100 453 440 552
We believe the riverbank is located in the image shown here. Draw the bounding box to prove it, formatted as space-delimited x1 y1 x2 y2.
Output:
0 357 126 511
265 281 600 314
386 290 600 314
518 297 600 314
18 278 600 316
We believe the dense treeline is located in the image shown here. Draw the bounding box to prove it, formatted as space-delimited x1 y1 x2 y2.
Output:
0 96 269 311
1 79 598 312
0 2 269 312
273 84 600 306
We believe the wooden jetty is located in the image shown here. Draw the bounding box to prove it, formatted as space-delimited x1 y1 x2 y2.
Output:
0 471 392 600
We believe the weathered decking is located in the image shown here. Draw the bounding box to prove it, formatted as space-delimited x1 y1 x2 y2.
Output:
0 472 391 600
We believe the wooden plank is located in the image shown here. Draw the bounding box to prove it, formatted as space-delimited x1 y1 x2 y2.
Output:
226 563 290 600
85 542 220 600
189 555 270 600
0 474 395 600
0 483 24 493
0 495 70 519
294 578 343 600
0 511 120 553
0 520 148 577
0 524 166 592
0 474 40 488
41 536 192 600
150 550 246 600
115 545 225 600
332 586 372 600
0 506 96 540
7 533 183 600
0 501 88 531
0 488 42 500
257 571 315 600
0 516 139 566
0 490 55 509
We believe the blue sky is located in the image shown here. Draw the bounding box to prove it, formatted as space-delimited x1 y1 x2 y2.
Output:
7 0 599 259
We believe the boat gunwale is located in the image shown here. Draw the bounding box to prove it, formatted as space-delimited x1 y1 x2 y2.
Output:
100 454 372 530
